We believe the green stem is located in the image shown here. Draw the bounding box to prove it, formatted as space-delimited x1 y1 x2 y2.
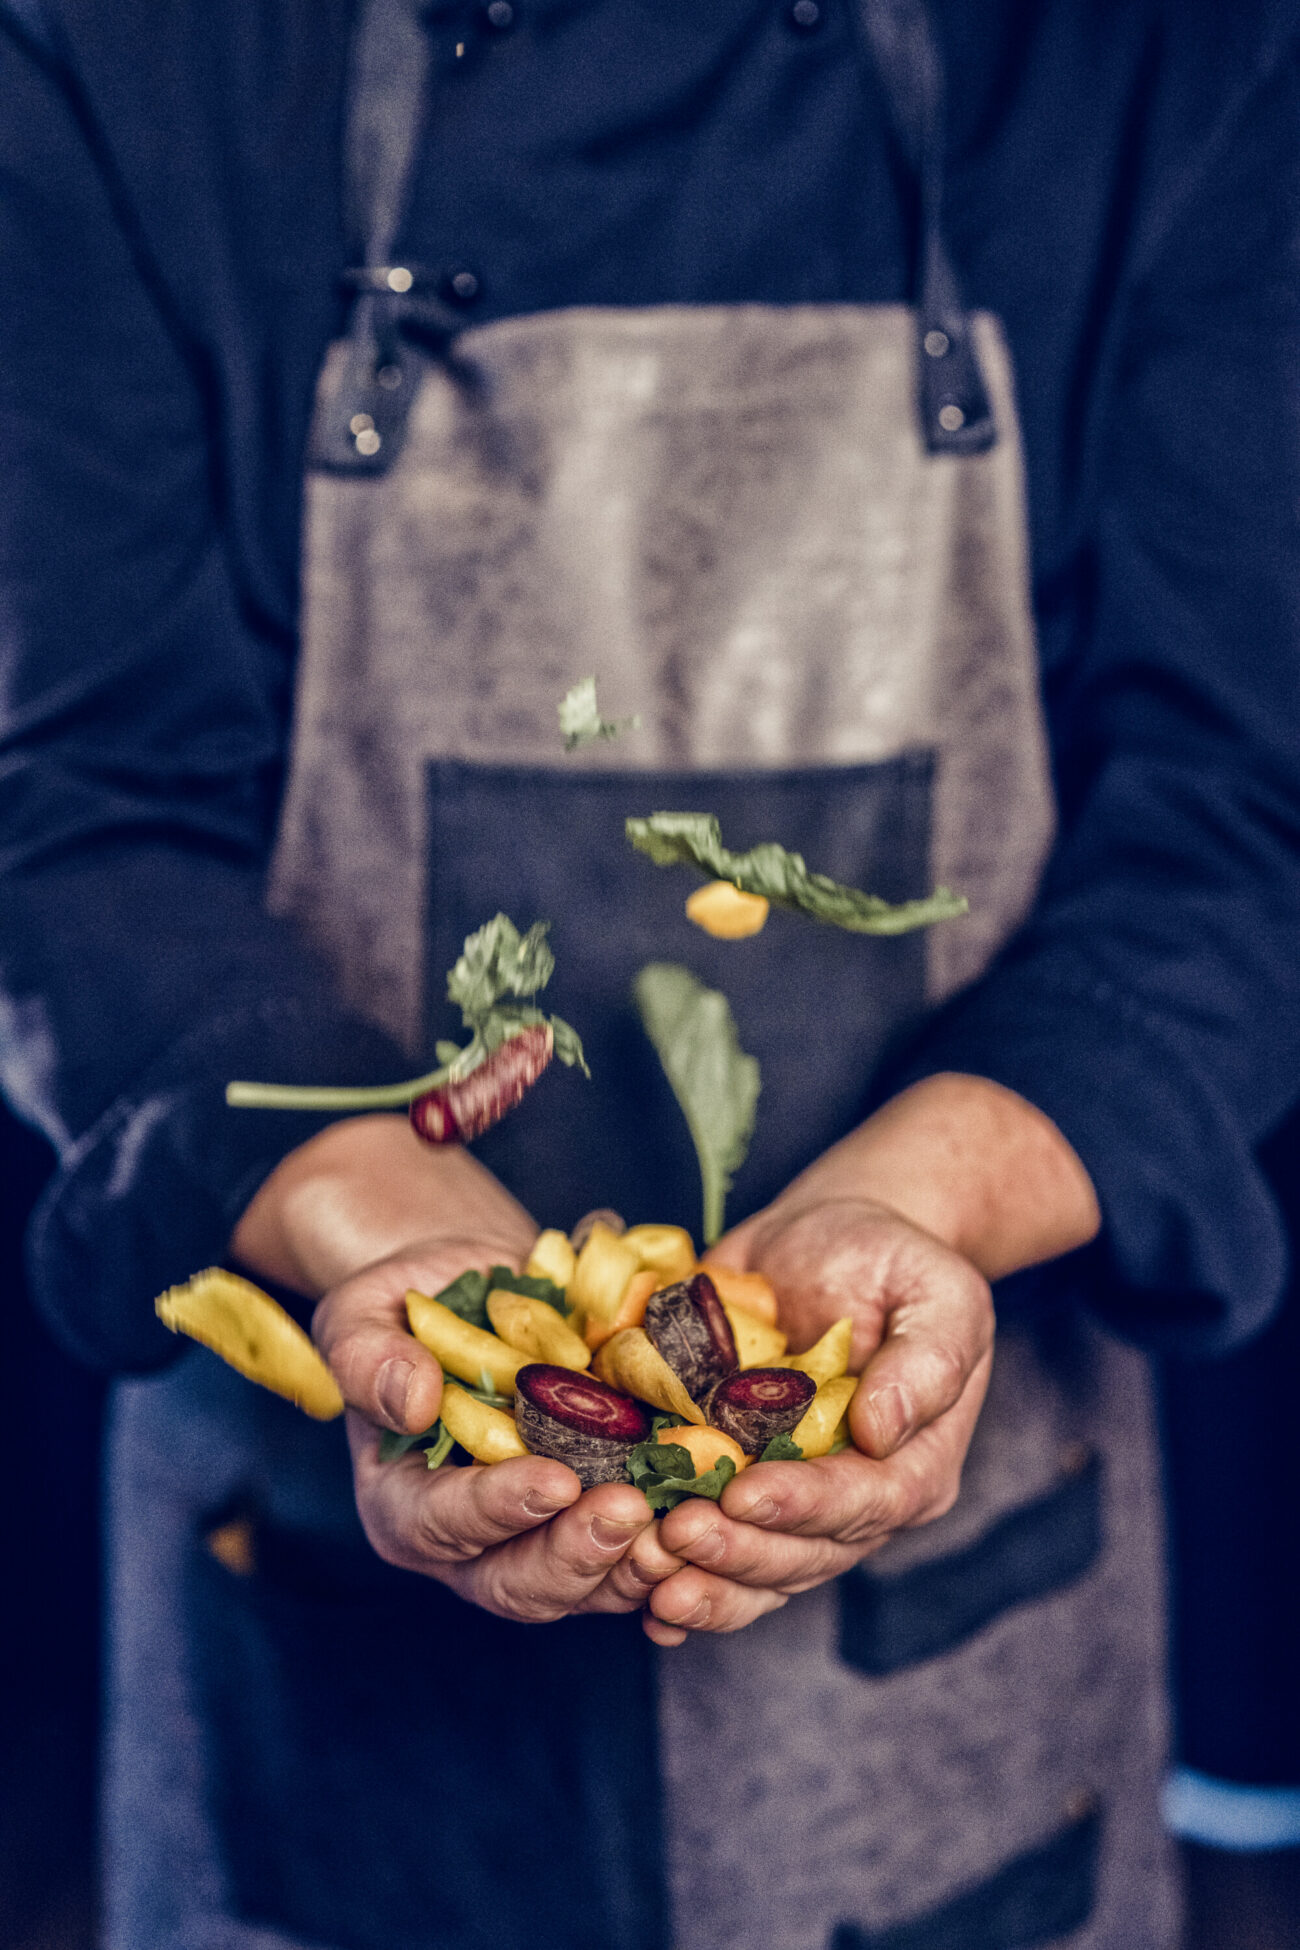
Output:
702 1176 725 1249
225 1064 452 1112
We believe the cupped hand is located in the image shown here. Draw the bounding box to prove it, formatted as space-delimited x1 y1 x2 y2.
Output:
642 1194 994 1645
312 1221 680 1625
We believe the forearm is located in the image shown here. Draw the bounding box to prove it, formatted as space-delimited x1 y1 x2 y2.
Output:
230 1113 537 1298
774 1072 1101 1282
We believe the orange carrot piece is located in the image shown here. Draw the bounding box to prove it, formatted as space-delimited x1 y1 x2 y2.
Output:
699 1266 779 1326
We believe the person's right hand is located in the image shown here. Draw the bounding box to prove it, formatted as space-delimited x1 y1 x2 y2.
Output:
231 1115 678 1623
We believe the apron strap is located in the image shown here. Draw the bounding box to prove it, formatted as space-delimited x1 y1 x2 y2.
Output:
314 0 997 473
852 0 997 454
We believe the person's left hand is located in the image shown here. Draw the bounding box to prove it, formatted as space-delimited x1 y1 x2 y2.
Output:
641 1191 994 1646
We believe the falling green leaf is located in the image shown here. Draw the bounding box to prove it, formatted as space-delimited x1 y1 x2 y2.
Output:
626 813 967 935
559 676 641 752
634 963 759 1246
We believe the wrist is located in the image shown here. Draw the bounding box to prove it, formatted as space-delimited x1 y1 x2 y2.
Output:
229 1113 535 1297
780 1073 1101 1281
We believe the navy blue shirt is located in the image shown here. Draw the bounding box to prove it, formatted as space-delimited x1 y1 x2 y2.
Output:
2 0 1300 1367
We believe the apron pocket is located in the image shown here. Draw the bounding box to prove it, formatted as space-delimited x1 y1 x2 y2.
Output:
837 1449 1104 1677
829 1804 1100 1950
424 755 934 1232
186 1520 666 1950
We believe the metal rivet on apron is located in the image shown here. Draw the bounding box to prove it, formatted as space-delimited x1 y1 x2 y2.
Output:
1059 1439 1093 1478
444 267 482 303
350 412 375 436
938 403 966 433
788 0 822 28
355 427 382 456
376 364 404 390
923 329 950 358
483 0 515 26
386 265 414 293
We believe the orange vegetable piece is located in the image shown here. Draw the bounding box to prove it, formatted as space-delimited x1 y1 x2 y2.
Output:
583 1266 661 1352
654 1423 749 1476
699 1265 779 1326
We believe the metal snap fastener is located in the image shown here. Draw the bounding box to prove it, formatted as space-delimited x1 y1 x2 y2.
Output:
788 0 822 26
444 267 482 303
938 403 966 433
386 265 414 294
354 427 382 456
924 329 950 359
484 0 515 26
349 412 375 436
375 364 403 391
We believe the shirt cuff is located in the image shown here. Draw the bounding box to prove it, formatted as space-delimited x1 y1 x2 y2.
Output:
887 963 1285 1355
26 995 408 1370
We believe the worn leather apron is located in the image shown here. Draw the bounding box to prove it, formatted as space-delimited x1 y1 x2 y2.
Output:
104 4 1177 1946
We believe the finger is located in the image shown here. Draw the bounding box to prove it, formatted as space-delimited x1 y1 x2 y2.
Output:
659 1500 859 1592
316 1279 445 1433
351 1418 581 1570
467 1483 656 1623
648 1565 790 1635
580 1520 685 1614
643 1614 689 1648
852 1258 993 1457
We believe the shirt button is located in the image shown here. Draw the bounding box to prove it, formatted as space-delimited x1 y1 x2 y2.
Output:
483 0 516 27
443 267 482 304
788 0 822 29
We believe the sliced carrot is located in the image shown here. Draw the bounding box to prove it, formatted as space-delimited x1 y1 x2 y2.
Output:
654 1423 749 1475
699 1265 779 1326
583 1267 661 1352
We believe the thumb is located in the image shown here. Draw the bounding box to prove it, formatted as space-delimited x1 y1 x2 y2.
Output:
313 1277 445 1434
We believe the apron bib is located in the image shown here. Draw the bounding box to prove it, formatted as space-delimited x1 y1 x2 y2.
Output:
104 4 1176 1945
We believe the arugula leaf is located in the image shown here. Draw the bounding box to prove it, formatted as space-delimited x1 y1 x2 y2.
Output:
379 1419 448 1463
467 1374 514 1410
433 1268 491 1330
758 1432 804 1463
559 676 641 752
626 813 968 936
487 1266 568 1312
651 1412 687 1434
627 1440 738 1512
447 915 555 1026
633 963 760 1246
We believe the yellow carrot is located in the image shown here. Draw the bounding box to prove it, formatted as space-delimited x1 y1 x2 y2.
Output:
405 1290 523 1395
593 1328 707 1424
439 1382 529 1462
790 1375 858 1458
780 1318 853 1388
722 1301 788 1367
487 1290 591 1370
156 1268 343 1420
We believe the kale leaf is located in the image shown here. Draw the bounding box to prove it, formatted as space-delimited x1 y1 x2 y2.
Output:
627 1440 738 1512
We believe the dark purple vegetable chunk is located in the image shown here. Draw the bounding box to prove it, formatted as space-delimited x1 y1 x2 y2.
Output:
515 1363 651 1488
705 1367 815 1455
643 1272 738 1402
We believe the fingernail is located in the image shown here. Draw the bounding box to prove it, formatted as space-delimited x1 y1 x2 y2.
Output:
868 1382 911 1453
737 1495 780 1526
523 1490 571 1519
671 1594 711 1628
377 1357 413 1429
688 1525 725 1566
592 1514 645 1549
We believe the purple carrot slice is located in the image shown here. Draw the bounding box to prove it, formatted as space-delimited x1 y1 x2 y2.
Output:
515 1363 652 1488
643 1272 738 1402
410 1022 553 1144
705 1367 816 1455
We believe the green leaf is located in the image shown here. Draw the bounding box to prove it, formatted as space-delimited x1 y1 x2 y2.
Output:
447 914 555 1026
650 1412 687 1434
625 813 968 936
487 1266 568 1312
466 1377 514 1410
379 1419 444 1463
826 1431 851 1456
549 1014 591 1078
423 1423 455 1470
433 1268 491 1330
634 963 760 1246
758 1432 804 1463
626 1440 738 1512
558 676 641 752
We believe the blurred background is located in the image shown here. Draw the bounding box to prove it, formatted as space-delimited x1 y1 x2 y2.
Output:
3 1091 1300 1950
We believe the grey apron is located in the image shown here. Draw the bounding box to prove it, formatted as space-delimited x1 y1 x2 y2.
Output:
104 4 1177 1946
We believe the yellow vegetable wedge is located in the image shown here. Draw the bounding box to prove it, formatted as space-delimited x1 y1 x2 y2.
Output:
406 1290 523 1395
569 1221 641 1326
791 1375 858 1458
155 1268 343 1420
685 880 770 939
593 1328 706 1425
439 1382 529 1463
622 1223 696 1284
702 1265 779 1325
487 1290 591 1371
526 1228 577 1290
722 1301 788 1367
780 1317 853 1388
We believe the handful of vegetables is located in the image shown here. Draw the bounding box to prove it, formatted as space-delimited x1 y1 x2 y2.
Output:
157 1217 859 1512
